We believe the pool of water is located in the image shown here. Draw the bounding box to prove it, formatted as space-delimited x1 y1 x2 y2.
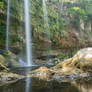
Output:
0 67 92 92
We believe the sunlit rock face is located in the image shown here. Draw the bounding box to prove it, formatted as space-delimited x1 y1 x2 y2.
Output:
75 48 92 60
31 47 92 81
71 47 92 71
54 47 92 72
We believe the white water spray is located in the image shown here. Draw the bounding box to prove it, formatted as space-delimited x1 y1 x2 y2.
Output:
6 0 10 51
24 0 33 66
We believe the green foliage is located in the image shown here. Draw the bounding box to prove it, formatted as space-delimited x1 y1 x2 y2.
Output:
68 6 87 19
67 6 87 28
0 2 4 8
10 35 20 43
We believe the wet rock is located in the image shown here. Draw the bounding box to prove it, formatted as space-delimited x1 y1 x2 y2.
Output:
30 67 55 80
0 72 24 86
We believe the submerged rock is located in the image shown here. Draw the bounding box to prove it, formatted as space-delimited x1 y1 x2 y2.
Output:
30 47 92 81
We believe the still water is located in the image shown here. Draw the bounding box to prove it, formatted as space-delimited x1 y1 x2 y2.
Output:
0 67 92 92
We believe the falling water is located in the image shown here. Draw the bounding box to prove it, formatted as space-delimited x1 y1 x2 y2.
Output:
42 0 51 51
6 0 10 51
42 0 50 40
42 0 52 58
24 0 32 66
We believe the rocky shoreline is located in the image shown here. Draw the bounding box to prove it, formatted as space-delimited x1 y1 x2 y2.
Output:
30 48 92 82
1 47 92 86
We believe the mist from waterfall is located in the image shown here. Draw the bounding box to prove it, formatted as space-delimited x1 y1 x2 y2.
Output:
42 0 50 41
24 0 33 66
6 0 10 51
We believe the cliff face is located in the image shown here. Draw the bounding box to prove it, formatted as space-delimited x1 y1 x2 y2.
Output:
1 0 92 54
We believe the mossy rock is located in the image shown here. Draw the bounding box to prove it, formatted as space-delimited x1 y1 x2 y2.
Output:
5 51 16 59
0 55 5 64
4 51 19 67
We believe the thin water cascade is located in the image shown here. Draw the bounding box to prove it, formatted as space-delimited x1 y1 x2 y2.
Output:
6 0 10 51
42 0 51 57
24 0 33 66
42 0 50 40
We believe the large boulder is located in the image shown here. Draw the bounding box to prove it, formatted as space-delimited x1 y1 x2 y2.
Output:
54 48 92 72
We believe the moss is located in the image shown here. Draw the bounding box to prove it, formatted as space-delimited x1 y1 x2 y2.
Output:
56 54 68 59
5 51 13 59
0 55 5 64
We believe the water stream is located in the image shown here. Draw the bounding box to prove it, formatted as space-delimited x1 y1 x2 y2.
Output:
6 0 10 51
24 0 33 66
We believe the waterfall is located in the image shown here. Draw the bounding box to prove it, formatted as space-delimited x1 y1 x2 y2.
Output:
42 0 50 40
42 0 51 57
6 0 10 51
24 0 33 66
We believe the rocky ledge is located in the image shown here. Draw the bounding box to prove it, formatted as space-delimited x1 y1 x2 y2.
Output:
30 47 92 82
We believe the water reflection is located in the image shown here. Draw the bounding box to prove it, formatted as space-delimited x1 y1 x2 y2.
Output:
25 68 32 92
1 68 92 92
